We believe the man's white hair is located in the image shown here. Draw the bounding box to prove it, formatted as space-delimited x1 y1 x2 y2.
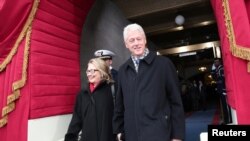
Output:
123 23 146 41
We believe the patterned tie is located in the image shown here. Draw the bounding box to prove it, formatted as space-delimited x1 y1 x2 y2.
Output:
135 59 140 72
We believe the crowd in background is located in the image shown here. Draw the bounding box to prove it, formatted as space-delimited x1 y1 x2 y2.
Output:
180 79 218 113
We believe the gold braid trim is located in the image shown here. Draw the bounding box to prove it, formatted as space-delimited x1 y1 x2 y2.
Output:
0 116 8 128
0 0 39 72
0 0 39 128
223 0 250 72
2 103 15 117
7 90 20 105
12 27 31 91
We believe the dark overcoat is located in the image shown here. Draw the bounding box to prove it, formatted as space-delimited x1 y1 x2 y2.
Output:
113 51 185 141
65 81 114 141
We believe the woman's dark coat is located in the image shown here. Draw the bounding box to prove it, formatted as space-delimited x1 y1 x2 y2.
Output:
65 81 114 141
113 51 185 141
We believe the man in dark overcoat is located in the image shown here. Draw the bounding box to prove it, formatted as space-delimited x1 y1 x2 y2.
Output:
113 23 185 141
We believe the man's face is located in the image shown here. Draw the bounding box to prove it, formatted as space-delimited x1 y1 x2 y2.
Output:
214 60 220 67
125 30 147 57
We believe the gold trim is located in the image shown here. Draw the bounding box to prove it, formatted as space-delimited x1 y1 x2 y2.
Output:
0 0 39 128
2 103 15 117
0 116 8 128
223 0 250 72
7 90 20 105
12 27 31 91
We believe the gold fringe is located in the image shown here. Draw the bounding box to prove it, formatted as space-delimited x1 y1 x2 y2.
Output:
2 103 15 117
0 116 8 128
7 90 20 105
0 0 39 72
0 0 39 128
12 27 31 91
223 0 250 72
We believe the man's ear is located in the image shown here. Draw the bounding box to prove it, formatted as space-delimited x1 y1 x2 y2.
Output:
125 43 129 49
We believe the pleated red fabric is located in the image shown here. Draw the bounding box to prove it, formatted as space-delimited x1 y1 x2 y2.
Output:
0 0 94 140
211 0 250 124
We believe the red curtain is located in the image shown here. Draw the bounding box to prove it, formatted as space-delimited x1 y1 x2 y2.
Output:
0 0 94 141
0 0 33 63
0 1 34 140
211 0 250 124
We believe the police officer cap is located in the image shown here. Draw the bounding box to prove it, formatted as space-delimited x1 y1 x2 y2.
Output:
94 49 115 59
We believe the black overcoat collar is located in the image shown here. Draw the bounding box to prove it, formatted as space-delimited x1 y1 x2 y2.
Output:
124 51 157 70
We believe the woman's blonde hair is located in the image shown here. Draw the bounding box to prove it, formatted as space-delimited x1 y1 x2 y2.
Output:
88 58 113 83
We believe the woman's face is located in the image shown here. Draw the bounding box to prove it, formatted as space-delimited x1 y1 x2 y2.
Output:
86 63 101 85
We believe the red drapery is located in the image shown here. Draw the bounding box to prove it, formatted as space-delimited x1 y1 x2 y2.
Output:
0 1 34 140
0 0 33 63
211 0 250 124
0 0 94 141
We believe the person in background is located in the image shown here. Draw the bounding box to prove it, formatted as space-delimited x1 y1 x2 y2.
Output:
94 49 118 83
190 80 200 111
113 23 185 141
211 58 232 124
198 80 207 111
94 49 118 102
64 58 115 141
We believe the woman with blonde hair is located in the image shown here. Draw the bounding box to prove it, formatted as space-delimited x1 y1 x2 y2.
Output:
65 58 115 141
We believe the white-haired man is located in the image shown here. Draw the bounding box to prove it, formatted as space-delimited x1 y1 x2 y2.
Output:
113 23 185 141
